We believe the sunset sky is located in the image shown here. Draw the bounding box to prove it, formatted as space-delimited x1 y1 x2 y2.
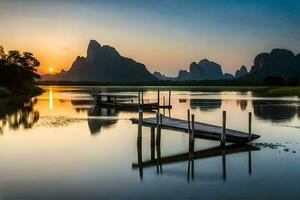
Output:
0 0 300 76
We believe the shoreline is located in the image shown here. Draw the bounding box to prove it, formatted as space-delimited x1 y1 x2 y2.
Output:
38 84 300 96
0 86 45 98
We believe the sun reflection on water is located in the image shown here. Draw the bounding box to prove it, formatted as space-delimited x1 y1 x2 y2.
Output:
49 87 53 110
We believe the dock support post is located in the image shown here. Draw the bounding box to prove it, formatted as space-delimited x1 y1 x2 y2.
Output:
156 113 162 174
189 114 195 153
156 113 161 146
248 112 252 141
163 96 166 115
151 127 155 161
188 114 195 182
157 90 160 109
221 111 226 147
137 127 143 180
187 109 191 134
138 92 141 106
138 109 143 142
168 90 171 107
141 91 144 104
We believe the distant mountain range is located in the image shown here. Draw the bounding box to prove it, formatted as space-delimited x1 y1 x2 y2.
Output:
42 40 300 82
42 40 157 82
153 59 235 81
154 49 300 81
241 49 300 80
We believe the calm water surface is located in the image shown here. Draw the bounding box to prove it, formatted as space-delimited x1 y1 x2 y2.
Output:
0 86 300 199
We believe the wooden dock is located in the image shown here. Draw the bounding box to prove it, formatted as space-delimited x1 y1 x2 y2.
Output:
131 111 260 144
132 110 260 180
92 90 172 110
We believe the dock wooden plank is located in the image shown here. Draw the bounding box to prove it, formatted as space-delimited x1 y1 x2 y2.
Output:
131 116 260 143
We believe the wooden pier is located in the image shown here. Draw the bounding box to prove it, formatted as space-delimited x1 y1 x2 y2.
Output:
132 109 260 180
92 90 172 110
131 110 260 144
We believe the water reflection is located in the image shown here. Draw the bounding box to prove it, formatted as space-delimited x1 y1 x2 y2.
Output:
252 100 299 122
87 106 118 135
133 131 259 182
0 97 39 134
236 99 248 110
190 99 222 111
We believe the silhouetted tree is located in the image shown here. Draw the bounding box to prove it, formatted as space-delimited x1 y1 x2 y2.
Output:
0 46 40 92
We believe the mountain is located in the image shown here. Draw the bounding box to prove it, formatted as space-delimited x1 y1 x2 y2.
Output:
177 70 190 81
235 65 248 79
42 40 157 82
153 71 175 81
244 49 300 80
176 59 230 81
223 73 235 80
153 59 234 81
196 59 224 80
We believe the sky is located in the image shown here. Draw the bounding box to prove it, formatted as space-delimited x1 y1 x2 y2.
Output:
0 0 300 76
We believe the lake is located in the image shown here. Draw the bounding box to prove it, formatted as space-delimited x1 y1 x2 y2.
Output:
0 86 300 200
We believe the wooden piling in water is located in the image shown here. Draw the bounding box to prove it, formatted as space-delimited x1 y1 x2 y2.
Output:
151 127 155 160
156 113 161 146
168 90 171 107
157 90 160 108
138 109 143 142
155 113 163 174
190 114 195 153
163 96 166 115
138 92 141 106
141 91 144 104
248 112 252 141
187 109 191 134
221 111 226 146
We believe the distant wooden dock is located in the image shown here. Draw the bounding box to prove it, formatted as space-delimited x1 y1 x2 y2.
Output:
92 90 172 110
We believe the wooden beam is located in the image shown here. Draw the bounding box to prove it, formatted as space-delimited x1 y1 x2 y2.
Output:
248 112 252 141
190 114 195 153
157 90 160 107
156 112 161 146
168 90 171 106
187 109 191 134
221 111 226 146
151 127 155 161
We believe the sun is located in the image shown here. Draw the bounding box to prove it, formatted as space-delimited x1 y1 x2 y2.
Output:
48 67 54 74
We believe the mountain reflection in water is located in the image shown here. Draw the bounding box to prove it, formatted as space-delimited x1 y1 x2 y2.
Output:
88 106 119 135
190 99 222 111
252 100 300 122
